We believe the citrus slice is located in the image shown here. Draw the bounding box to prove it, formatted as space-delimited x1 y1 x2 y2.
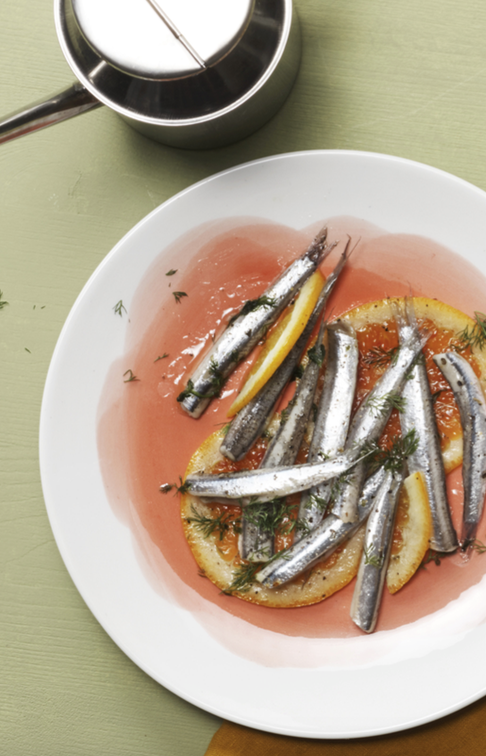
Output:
227 270 325 416
386 471 432 594
181 427 364 607
340 296 486 473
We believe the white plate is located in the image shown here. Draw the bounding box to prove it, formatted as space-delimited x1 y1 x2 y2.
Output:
40 151 486 739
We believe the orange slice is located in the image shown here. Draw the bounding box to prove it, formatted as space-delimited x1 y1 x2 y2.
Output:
228 270 325 416
340 296 486 473
386 471 432 594
181 427 365 607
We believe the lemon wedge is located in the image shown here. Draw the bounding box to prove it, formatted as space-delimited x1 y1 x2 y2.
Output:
386 471 432 594
227 270 325 416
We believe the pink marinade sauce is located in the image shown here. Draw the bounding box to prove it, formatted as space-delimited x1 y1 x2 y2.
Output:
97 216 486 666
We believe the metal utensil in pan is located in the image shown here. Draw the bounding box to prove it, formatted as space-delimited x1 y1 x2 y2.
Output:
0 0 301 149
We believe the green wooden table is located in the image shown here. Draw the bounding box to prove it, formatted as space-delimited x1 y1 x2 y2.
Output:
2 1 486 753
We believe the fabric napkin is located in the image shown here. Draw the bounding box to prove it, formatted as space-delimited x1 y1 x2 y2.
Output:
204 696 486 755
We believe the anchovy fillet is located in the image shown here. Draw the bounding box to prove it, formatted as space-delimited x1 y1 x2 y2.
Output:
331 329 428 523
297 321 359 538
240 318 327 562
350 469 403 633
185 449 366 501
433 351 486 550
255 466 387 588
262 318 327 469
396 301 457 552
220 242 348 461
178 227 330 418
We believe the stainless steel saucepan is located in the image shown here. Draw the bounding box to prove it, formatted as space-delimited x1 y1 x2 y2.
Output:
0 0 301 149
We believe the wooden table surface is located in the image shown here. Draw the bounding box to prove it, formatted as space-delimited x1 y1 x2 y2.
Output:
2 0 486 753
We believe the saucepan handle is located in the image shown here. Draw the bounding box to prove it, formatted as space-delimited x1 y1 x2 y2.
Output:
0 82 101 145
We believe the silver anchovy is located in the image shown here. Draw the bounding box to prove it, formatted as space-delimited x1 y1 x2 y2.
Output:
177 226 331 418
255 466 387 588
331 328 428 523
396 301 457 552
262 318 327 468
220 241 349 461
350 468 403 634
185 448 368 501
433 351 486 552
240 318 327 562
296 321 359 538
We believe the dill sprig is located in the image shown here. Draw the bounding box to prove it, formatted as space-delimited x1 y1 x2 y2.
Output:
328 471 352 503
309 492 329 512
290 363 305 382
154 353 169 362
457 311 486 350
470 539 486 554
421 547 457 567
123 369 139 382
173 291 188 304
362 345 400 368
244 498 297 537
187 505 241 541
363 430 419 474
177 379 201 401
208 358 225 394
177 358 226 402
461 537 486 553
0 290 9 310
228 295 278 325
224 562 261 594
295 518 313 537
365 391 406 417
307 343 326 367
166 269 177 276
363 544 383 568
113 300 126 317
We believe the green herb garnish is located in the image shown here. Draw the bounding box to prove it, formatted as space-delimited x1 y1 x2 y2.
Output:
177 359 226 402
0 291 8 310
421 547 457 567
154 353 169 362
224 562 261 594
113 300 127 317
362 345 400 368
244 498 297 537
228 295 278 325
290 363 305 382
365 391 406 417
173 291 188 304
304 491 329 516
328 472 352 504
457 311 486 350
187 505 241 541
307 343 326 367
123 369 139 382
364 544 383 568
470 539 486 554
364 430 419 475
166 269 178 276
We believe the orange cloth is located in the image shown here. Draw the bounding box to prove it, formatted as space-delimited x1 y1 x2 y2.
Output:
204 696 486 756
